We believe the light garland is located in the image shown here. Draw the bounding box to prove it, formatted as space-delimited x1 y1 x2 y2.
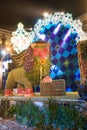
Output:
11 12 87 53
11 23 33 53
33 12 87 42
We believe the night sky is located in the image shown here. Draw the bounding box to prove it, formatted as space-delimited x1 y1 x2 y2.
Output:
0 0 86 31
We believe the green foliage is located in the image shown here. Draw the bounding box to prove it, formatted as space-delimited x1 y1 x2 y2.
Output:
0 90 4 96
13 99 84 129
0 98 86 129
15 100 44 126
0 100 16 119
25 57 51 86
57 104 83 129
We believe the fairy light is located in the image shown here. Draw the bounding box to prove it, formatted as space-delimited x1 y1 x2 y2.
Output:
11 22 31 53
33 12 87 42
43 12 49 17
11 12 87 53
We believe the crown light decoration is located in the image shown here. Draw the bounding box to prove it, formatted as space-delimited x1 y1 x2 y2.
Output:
33 12 87 42
11 23 35 53
11 12 87 53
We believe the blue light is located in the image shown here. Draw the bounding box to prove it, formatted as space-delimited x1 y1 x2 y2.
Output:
37 33 46 40
53 24 61 35
66 88 73 92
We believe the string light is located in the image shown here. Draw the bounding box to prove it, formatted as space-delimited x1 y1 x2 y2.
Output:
11 22 31 53
11 12 87 53
43 12 49 17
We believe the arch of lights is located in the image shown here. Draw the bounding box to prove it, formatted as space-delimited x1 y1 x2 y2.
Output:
11 12 87 53
10 12 87 91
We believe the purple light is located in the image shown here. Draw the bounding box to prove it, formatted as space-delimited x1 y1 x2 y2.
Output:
63 30 71 41
53 24 61 35
61 29 71 47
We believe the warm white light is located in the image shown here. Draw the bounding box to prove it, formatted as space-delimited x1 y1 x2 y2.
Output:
29 28 32 31
11 22 30 53
43 12 49 17
6 47 11 52
33 12 87 42
61 12 64 15
11 12 87 54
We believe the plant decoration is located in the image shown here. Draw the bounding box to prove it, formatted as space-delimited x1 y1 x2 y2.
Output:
15 100 45 127
25 42 51 86
13 98 84 130
8 50 26 71
0 100 16 119
80 40 87 61
0 99 86 130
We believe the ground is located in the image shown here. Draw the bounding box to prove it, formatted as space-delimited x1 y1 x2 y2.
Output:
0 118 34 130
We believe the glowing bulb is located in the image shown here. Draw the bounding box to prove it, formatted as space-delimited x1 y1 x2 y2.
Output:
61 12 64 15
38 19 42 23
1 50 7 56
29 28 32 31
37 33 46 40
6 47 11 52
43 12 49 17
53 24 61 34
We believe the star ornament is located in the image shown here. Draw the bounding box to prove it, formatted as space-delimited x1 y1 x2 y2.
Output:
64 60 70 67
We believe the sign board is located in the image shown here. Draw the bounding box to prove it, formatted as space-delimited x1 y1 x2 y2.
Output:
40 79 66 96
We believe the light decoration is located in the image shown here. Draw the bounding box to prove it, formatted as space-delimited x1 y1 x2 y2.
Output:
1 49 7 56
11 23 35 54
53 24 61 35
37 33 46 40
63 29 71 41
64 60 70 67
43 12 49 17
11 12 87 53
2 59 12 73
33 12 87 42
